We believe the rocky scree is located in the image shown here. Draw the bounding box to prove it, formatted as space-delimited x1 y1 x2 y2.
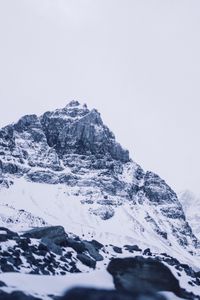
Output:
0 226 200 298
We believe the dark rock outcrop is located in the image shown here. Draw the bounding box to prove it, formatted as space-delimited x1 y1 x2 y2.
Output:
76 253 96 269
0 227 105 274
23 226 67 246
0 225 199 298
107 257 181 296
124 245 142 253
40 101 129 163
0 281 6 287
143 172 178 205
0 290 42 300
60 287 166 300
0 227 19 242
40 237 63 255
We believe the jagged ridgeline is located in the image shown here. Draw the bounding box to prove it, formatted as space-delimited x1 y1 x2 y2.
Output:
0 101 200 300
0 101 199 258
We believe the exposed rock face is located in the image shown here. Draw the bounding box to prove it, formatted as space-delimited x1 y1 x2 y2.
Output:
0 114 61 175
0 101 199 257
143 172 178 205
40 101 129 163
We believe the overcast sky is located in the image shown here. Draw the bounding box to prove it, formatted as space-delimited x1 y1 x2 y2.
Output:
0 0 200 195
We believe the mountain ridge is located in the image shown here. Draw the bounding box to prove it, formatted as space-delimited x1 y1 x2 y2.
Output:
0 101 199 266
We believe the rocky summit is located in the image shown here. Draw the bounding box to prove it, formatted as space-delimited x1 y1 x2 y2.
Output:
0 101 200 299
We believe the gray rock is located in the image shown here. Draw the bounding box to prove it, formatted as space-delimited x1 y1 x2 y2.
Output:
107 257 182 296
22 226 67 245
77 253 96 269
82 241 104 261
0 281 6 287
60 287 166 300
0 290 42 300
113 246 123 254
40 237 62 255
90 206 115 220
0 227 19 241
143 171 178 205
66 238 86 253
124 245 142 252
26 170 59 184
40 103 129 162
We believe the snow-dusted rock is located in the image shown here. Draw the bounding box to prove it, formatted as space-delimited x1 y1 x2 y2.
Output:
0 101 199 264
179 190 200 239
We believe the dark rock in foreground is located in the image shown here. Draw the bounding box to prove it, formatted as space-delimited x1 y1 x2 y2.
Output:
60 287 166 300
0 226 105 275
0 281 6 287
107 257 181 296
0 227 19 242
0 225 200 299
0 290 42 300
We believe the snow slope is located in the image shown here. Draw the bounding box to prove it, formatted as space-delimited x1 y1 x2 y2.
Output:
1 178 199 269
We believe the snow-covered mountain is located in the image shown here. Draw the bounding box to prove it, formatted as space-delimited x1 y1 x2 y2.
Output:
179 190 200 240
0 101 199 260
0 101 200 299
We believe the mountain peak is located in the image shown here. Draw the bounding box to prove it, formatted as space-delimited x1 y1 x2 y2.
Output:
0 100 199 265
64 100 88 111
65 100 87 108
65 100 81 108
40 101 129 162
0 101 129 163
45 101 90 120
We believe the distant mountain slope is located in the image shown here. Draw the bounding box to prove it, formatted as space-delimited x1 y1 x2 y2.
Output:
179 190 200 239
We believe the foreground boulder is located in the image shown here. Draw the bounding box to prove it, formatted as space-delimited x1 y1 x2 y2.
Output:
22 226 67 246
107 257 181 296
60 287 166 300
0 290 41 300
0 227 19 242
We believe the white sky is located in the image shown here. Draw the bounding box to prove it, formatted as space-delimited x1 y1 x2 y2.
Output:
0 0 199 195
